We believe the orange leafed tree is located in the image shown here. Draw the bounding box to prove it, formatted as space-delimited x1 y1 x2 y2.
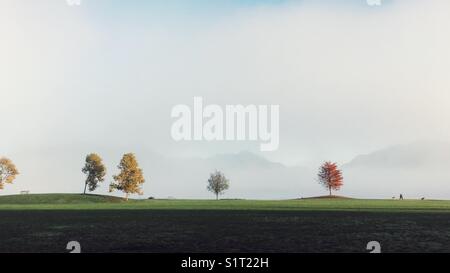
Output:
318 162 344 196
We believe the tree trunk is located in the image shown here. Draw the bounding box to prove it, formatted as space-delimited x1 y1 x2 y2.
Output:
83 183 87 195
125 193 129 201
216 193 218 200
329 187 332 196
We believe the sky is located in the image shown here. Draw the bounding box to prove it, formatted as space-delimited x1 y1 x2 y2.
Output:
1 0 450 198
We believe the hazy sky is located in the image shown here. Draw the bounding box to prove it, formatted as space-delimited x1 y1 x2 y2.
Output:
1 0 450 198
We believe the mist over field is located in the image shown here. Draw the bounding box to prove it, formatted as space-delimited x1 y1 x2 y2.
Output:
2 0 450 199
2 141 450 200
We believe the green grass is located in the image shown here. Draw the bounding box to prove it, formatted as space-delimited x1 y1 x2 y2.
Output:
2 194 450 252
1 194 450 213
0 194 125 205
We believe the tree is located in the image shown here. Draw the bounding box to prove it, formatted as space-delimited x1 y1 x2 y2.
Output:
0 157 19 190
110 153 145 201
82 153 106 194
207 170 229 200
318 161 343 196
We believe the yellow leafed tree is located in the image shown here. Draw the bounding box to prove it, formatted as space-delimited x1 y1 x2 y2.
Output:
109 153 145 201
0 157 19 190
82 153 107 194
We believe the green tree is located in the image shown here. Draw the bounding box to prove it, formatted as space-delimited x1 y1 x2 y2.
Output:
207 170 230 200
110 153 145 201
82 153 107 194
0 157 19 190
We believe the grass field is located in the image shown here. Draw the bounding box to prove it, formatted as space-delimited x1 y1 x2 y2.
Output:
1 194 450 253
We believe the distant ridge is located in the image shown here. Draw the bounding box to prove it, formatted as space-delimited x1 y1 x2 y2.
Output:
207 151 285 169
344 140 450 169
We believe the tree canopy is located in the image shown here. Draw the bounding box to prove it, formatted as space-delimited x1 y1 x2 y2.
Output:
0 157 19 190
207 170 230 200
110 153 145 200
82 153 107 194
318 161 343 196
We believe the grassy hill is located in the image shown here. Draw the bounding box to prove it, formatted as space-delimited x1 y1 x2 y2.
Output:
0 194 125 205
1 194 450 212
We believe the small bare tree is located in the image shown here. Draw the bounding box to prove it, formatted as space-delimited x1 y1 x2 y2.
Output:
207 170 229 200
